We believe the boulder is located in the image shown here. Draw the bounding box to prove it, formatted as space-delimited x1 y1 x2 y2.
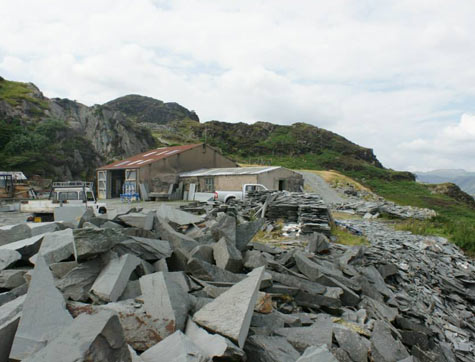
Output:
9 256 73 360
193 266 265 348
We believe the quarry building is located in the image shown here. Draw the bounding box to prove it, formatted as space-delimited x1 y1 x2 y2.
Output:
96 143 303 200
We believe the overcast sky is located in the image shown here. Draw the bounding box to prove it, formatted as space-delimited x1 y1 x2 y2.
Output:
1 0 475 172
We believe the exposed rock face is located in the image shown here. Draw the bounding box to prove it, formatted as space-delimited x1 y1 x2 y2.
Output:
48 98 156 160
105 94 199 125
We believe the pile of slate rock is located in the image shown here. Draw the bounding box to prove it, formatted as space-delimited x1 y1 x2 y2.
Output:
246 191 333 235
0 200 473 361
334 200 437 220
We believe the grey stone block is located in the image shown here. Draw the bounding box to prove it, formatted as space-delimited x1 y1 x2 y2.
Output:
193 266 265 348
213 237 243 273
243 250 268 269
68 300 163 352
49 261 78 279
10 255 73 361
185 319 244 360
0 234 45 260
27 222 60 236
56 259 103 301
236 219 265 251
119 280 142 301
0 249 21 271
296 345 338 362
306 232 330 254
113 236 172 261
140 271 192 337
29 228 75 265
54 205 87 226
90 253 141 303
73 228 129 261
119 212 149 229
155 216 199 253
210 213 237 245
189 244 214 264
370 321 409 362
141 330 207 362
244 335 300 362
0 269 27 289
334 326 368 362
157 204 205 226
275 317 333 353
22 310 131 362
0 224 31 247
186 258 244 283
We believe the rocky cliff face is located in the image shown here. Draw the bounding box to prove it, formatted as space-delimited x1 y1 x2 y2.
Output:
0 78 157 180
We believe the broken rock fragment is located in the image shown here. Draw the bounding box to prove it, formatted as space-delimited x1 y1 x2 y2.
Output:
56 258 103 301
73 228 129 261
193 266 265 348
296 345 339 362
370 320 409 362
22 310 131 362
29 228 75 265
10 255 73 361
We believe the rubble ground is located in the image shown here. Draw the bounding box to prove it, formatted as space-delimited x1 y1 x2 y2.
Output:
0 190 473 361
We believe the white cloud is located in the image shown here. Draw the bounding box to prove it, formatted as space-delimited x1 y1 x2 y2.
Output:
1 0 475 171
398 113 475 171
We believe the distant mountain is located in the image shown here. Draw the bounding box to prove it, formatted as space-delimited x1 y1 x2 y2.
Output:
416 169 475 196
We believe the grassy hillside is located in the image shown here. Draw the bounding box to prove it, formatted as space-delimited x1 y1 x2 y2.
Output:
349 176 475 253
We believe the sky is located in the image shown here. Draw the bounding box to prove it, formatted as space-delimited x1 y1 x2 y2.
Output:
1 0 475 172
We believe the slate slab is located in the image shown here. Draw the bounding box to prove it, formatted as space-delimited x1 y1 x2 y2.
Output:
56 258 103 301
236 219 265 251
186 258 245 283
296 345 338 362
73 228 129 260
0 224 31 247
334 326 368 362
370 321 409 362
193 266 264 348
113 236 172 261
155 216 199 253
0 234 45 260
157 204 205 226
10 256 73 360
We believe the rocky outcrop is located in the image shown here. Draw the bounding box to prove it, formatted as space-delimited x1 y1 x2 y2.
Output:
427 183 475 208
105 94 199 125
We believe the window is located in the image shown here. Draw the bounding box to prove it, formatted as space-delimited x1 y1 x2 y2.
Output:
204 177 214 192
125 169 137 181
58 192 79 201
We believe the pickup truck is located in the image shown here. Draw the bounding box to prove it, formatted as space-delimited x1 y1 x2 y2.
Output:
20 181 107 221
214 184 268 203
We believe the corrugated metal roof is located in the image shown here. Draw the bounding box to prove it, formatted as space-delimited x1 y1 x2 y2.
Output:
180 166 282 177
97 144 202 170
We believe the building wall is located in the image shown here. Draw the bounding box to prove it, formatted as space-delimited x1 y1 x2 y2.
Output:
139 144 237 193
257 168 303 191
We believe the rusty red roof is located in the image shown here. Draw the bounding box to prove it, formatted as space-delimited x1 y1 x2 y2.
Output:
97 144 202 170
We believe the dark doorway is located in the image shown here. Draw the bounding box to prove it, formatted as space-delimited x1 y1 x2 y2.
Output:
278 179 286 191
111 170 125 198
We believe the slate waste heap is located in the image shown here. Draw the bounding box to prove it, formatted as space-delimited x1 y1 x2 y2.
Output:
0 191 473 361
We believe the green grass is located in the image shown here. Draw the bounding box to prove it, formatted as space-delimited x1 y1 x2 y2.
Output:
332 225 369 246
0 79 48 109
352 178 475 253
